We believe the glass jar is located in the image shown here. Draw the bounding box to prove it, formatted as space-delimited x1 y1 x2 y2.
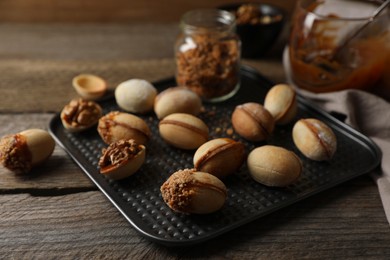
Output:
175 9 241 102
287 0 390 94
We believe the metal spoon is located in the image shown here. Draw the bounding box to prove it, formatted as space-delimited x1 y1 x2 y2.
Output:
331 0 390 61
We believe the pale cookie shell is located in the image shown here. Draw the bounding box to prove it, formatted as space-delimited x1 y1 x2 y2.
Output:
154 86 202 119
97 111 151 145
247 145 302 187
292 118 337 161
193 138 245 178
264 84 297 125
159 113 209 150
72 74 107 100
115 79 157 114
160 169 227 214
0 128 55 174
20 129 56 166
231 102 275 142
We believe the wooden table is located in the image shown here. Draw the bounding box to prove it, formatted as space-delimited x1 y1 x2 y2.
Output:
1 23 390 259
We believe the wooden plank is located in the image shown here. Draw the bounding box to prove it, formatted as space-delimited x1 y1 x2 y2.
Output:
0 0 297 23
0 191 147 258
0 24 288 113
0 23 288 62
0 58 285 113
0 15 387 259
0 58 176 113
1 177 390 258
0 24 178 60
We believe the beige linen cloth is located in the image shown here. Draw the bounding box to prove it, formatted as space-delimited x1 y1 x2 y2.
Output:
300 89 390 224
283 46 390 223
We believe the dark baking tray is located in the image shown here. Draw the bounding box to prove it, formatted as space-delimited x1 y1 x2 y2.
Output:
49 65 381 247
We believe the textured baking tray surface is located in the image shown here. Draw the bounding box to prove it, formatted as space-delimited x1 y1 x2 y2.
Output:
49 66 381 246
